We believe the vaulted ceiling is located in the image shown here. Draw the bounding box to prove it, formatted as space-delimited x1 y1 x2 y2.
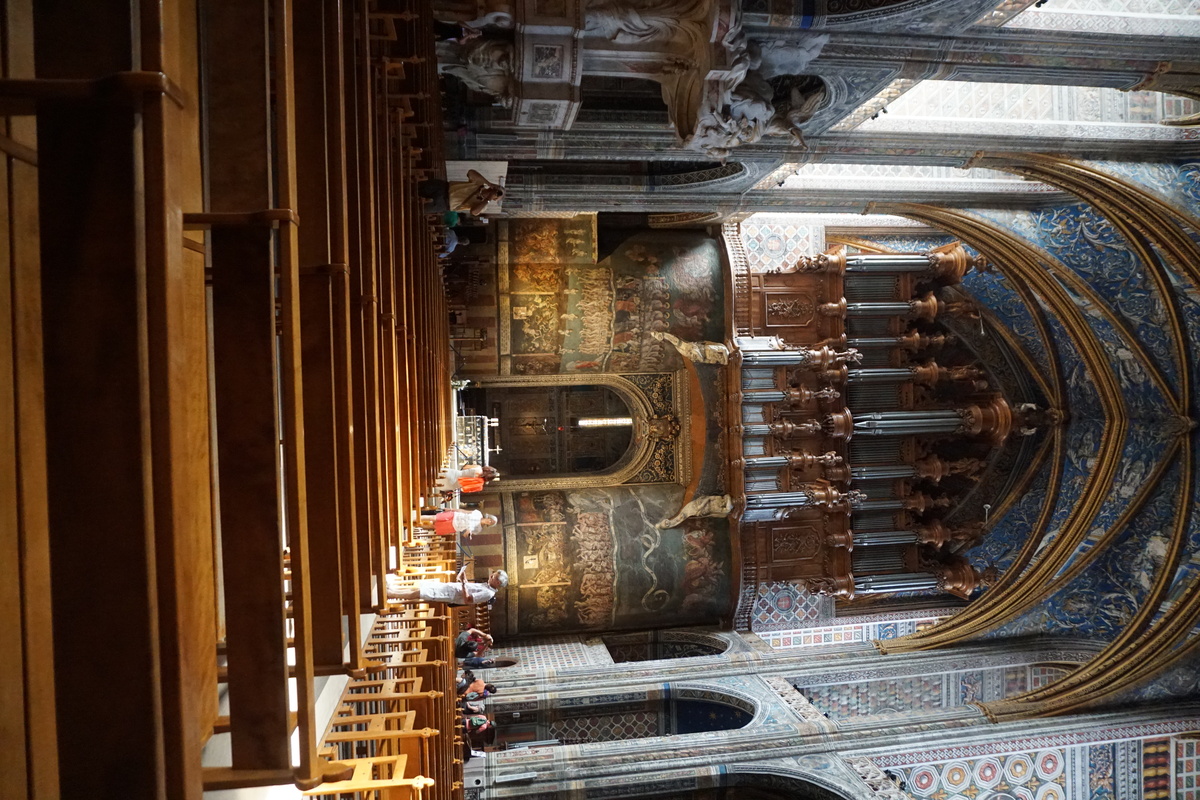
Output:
868 157 1200 718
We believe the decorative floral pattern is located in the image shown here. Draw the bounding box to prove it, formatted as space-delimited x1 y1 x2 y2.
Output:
992 458 1181 643
895 748 1069 800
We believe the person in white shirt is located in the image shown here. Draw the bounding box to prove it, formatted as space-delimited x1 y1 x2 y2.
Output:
417 508 498 538
436 464 498 494
387 568 508 605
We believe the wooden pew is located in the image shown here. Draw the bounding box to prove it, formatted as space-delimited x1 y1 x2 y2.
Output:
25 1 217 797
310 598 461 799
1 3 59 798
294 0 365 675
346 0 388 611
199 0 347 790
302 754 434 798
10 0 456 795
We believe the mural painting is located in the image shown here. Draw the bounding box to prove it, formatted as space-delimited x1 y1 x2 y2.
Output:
504 487 732 635
510 217 596 268
505 221 726 375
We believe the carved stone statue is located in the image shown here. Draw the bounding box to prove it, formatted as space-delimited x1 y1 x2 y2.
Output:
765 74 828 139
437 37 516 107
687 69 828 157
685 38 831 158
656 494 733 529
584 0 710 45
651 330 729 364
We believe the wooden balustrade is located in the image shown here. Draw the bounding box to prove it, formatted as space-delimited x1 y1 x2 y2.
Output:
6 0 458 796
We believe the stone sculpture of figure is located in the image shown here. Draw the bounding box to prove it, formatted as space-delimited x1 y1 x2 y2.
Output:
584 0 710 45
687 67 776 158
762 74 827 144
651 330 729 364
656 494 734 529
686 38 831 157
437 37 516 107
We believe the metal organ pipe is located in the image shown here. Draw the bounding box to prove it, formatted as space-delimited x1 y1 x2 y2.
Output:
854 573 941 594
852 530 920 546
853 410 965 436
845 254 937 272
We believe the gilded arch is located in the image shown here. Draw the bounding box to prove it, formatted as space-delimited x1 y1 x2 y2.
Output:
476 371 689 491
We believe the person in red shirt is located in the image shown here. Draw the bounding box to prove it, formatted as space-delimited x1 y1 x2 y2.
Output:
417 509 497 538
438 464 499 494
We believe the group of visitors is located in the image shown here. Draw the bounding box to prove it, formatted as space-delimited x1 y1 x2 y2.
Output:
455 627 505 752
423 170 504 261
413 461 502 540
438 462 499 494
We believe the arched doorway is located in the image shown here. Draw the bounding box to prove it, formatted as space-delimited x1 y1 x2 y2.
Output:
603 630 731 663
552 769 856 800
492 687 754 748
463 383 635 478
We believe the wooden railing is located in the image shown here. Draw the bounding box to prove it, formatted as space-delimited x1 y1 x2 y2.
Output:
6 0 458 796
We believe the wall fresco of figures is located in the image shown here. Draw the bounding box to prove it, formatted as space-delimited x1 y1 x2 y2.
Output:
502 487 732 635
504 219 725 375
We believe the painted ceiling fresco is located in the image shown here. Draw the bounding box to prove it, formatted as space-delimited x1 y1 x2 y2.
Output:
952 167 1196 652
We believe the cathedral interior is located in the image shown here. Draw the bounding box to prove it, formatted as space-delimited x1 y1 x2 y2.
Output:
5 1 1200 799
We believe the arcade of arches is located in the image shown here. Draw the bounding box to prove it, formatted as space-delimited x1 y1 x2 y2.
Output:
6 2 1200 800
